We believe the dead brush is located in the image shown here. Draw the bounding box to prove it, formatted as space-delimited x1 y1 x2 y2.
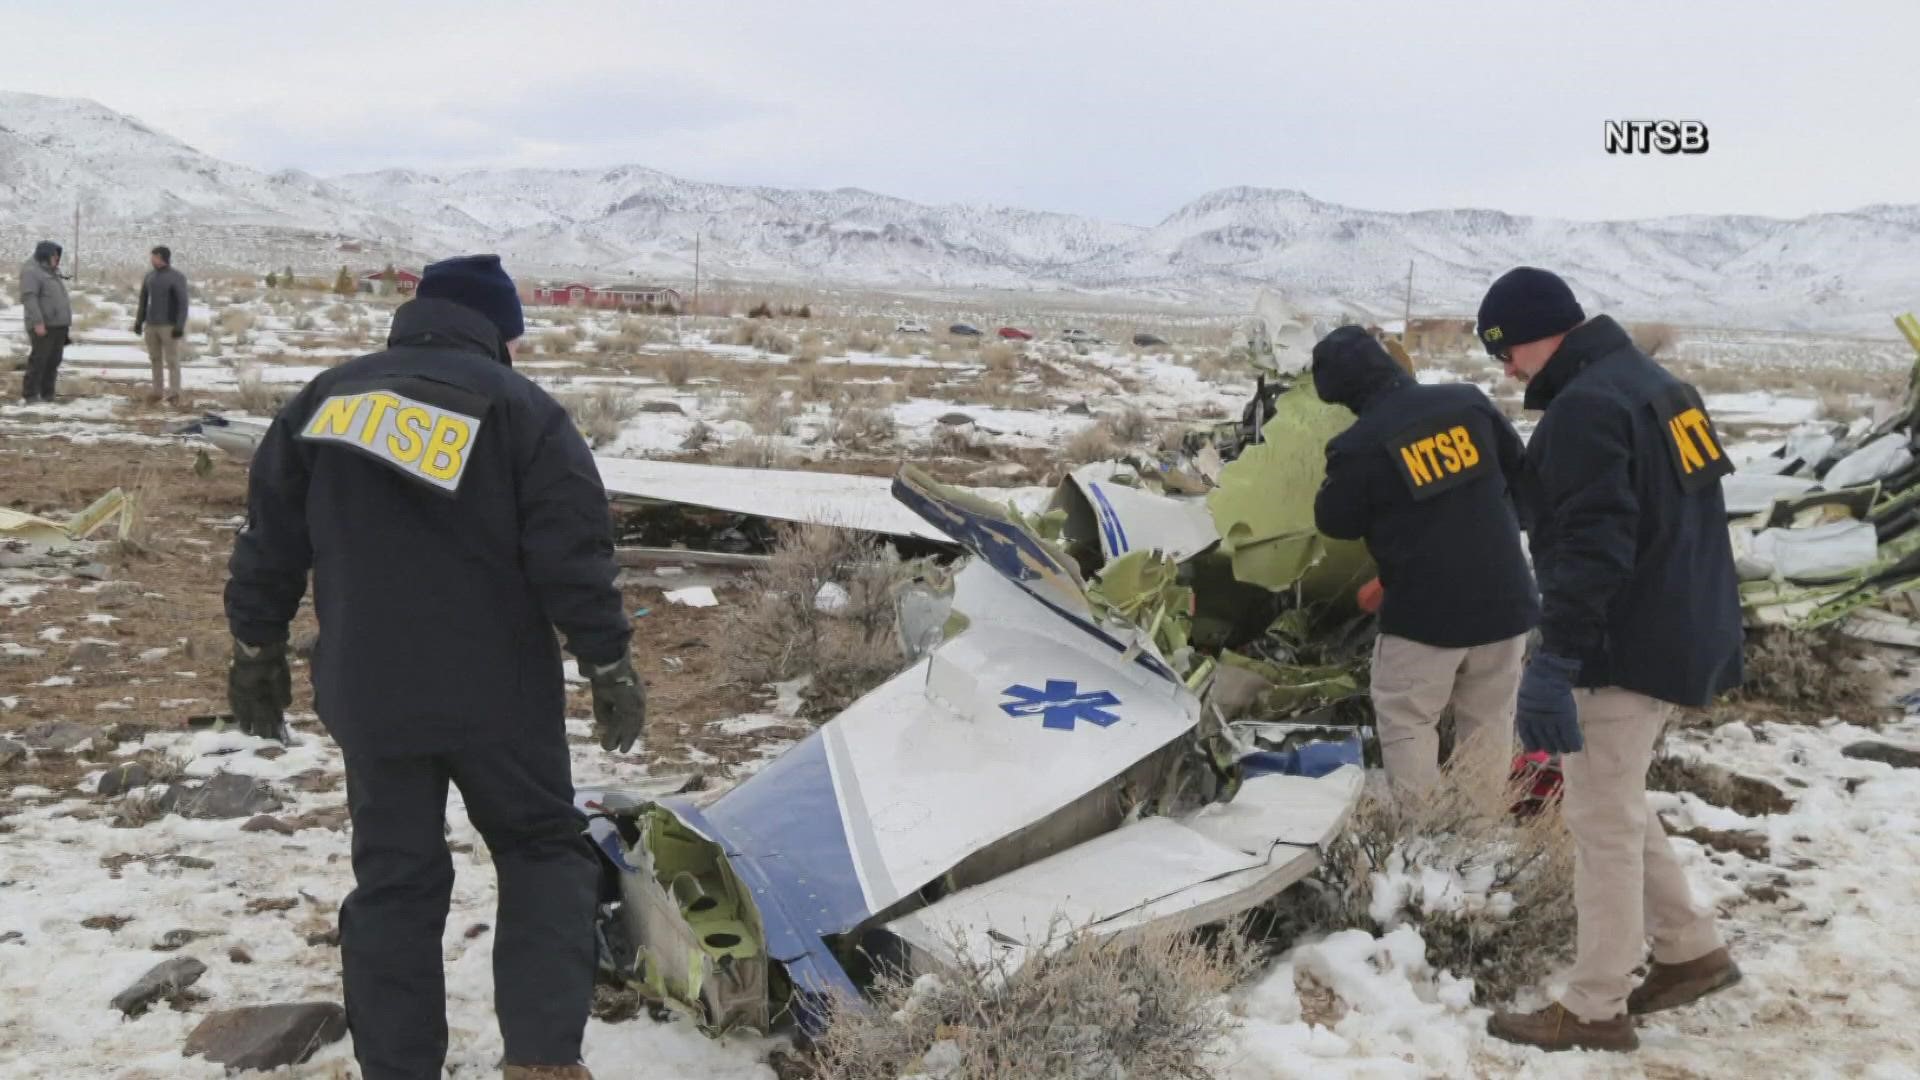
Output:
722 524 910 718
828 404 897 451
233 365 283 414
980 341 1021 375
800 924 1258 1080
557 386 643 449
662 351 695 387
1709 626 1883 724
1629 321 1680 358
1103 405 1155 447
1260 748 1577 1004
107 463 164 561
1063 421 1120 464
724 384 795 436
715 436 797 469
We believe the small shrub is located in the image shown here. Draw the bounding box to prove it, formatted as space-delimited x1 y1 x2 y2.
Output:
724 386 793 436
663 351 694 387
715 435 797 469
1261 755 1575 1004
747 301 774 319
722 524 910 717
219 310 255 337
1105 405 1154 446
802 925 1257 1080
1631 321 1680 358
233 365 282 413
829 404 897 450
793 330 828 364
981 342 1021 374
844 328 884 353
1726 626 1881 720
557 386 642 449
1063 421 1119 464
540 330 577 355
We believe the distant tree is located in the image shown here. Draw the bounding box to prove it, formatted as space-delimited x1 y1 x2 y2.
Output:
334 266 356 296
265 271 279 288
748 301 773 319
284 265 296 290
796 304 813 319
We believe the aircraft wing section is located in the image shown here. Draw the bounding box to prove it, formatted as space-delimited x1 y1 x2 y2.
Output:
596 457 953 542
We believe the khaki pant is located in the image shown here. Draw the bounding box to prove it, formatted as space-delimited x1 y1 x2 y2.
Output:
144 323 181 400
1370 632 1526 799
1560 687 1723 1021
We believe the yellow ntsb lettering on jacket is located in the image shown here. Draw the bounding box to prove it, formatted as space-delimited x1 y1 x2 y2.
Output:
299 390 483 493
1391 423 1485 499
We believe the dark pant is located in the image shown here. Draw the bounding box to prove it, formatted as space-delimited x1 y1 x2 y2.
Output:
340 736 600 1080
22 324 68 401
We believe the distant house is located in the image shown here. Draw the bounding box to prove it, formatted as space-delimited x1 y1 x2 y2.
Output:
361 268 421 295
1404 317 1478 356
529 282 682 311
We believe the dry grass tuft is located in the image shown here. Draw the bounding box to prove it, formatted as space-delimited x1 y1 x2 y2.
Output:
1727 626 1881 719
1063 421 1120 465
980 342 1021 375
1630 321 1680 358
1262 751 1576 1004
662 351 694 387
714 435 797 469
232 365 284 414
829 404 898 451
722 524 910 718
724 385 794 436
801 926 1257 1080
1104 405 1155 447
557 386 642 449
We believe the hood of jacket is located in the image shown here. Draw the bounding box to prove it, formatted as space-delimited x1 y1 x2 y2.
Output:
385 296 510 366
30 240 62 266
1312 325 1412 413
1522 315 1634 411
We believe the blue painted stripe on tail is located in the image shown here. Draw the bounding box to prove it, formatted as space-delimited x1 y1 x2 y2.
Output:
1088 482 1130 554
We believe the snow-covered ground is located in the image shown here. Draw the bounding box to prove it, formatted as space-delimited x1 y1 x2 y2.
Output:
4 289 1918 1077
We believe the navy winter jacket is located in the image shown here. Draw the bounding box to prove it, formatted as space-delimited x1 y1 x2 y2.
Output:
225 297 631 754
1519 315 1743 706
1312 326 1539 649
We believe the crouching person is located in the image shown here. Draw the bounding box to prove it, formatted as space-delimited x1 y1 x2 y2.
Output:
1311 325 1538 800
222 254 647 1080
1477 267 1743 1052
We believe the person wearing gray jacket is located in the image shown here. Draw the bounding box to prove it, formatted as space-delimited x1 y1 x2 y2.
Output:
19 240 73 403
134 245 191 404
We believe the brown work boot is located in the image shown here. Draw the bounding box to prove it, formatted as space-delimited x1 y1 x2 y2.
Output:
1629 946 1742 1015
1487 1002 1639 1052
502 1066 593 1080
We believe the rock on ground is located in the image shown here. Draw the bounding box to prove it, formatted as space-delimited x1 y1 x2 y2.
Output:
1843 741 1920 769
159 772 283 820
111 956 207 1017
183 1003 348 1070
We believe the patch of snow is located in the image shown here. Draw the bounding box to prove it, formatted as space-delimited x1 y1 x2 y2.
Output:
664 586 719 608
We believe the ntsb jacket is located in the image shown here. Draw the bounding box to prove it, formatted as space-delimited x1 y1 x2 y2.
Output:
225 297 631 753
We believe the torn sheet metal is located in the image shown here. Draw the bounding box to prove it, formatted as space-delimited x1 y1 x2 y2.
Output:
0 489 132 554
1723 473 1823 517
1208 385 1375 604
1051 466 1220 564
1753 520 1882 584
1825 433 1914 490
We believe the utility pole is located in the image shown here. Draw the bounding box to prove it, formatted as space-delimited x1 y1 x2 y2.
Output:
1402 260 1413 338
692 232 701 316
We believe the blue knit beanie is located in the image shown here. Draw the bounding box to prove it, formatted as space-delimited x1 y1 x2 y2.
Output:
1476 267 1585 356
417 254 525 343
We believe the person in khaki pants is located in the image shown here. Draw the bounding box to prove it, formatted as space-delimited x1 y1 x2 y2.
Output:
1311 326 1539 800
1477 268 1745 1053
133 245 190 404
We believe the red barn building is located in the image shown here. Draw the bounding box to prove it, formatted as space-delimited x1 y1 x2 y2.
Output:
361 268 421 295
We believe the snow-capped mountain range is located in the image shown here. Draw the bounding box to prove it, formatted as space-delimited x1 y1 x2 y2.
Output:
3 90 1913 331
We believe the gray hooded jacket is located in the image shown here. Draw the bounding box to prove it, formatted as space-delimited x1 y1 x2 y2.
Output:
20 251 72 330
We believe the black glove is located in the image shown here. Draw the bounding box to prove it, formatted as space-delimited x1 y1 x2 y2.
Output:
171 325 184 339
133 321 144 336
229 639 292 742
1516 651 1583 754
586 656 647 753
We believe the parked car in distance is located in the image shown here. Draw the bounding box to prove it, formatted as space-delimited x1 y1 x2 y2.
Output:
1061 328 1102 344
895 320 930 334
1133 332 1168 347
997 326 1034 341
949 323 983 337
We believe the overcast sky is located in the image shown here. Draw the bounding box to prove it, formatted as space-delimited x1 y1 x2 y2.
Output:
6 0 1915 225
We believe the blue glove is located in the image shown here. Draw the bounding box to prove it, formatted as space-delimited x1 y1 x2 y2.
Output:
1516 651 1583 754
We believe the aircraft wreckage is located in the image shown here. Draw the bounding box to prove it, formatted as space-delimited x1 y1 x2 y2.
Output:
179 303 1920 1034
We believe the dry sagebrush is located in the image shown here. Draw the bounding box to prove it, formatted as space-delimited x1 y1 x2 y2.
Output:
1263 756 1577 1004
802 928 1259 1080
722 524 912 718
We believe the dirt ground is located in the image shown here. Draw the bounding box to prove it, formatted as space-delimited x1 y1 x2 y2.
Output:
1 431 805 804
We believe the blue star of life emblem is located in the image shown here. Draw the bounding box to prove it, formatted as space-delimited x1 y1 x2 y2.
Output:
999 680 1123 731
